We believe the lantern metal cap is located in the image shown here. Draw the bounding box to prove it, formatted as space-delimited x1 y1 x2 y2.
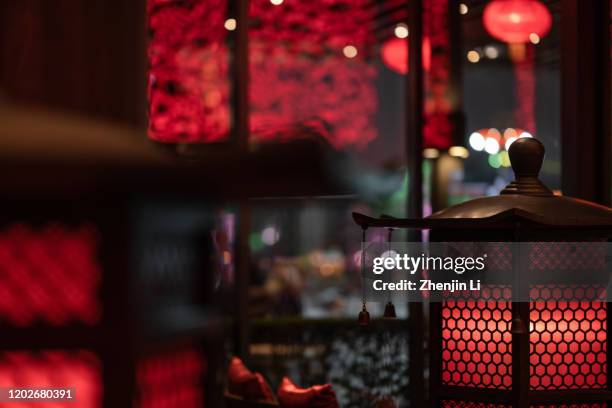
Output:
426 138 612 227
353 138 612 229
500 137 552 197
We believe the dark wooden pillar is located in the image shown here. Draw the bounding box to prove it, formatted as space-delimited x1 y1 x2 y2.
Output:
407 0 426 407
408 0 424 223
561 0 611 205
232 0 251 359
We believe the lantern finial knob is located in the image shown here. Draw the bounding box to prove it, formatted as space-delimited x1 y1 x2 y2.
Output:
501 137 553 196
509 137 544 177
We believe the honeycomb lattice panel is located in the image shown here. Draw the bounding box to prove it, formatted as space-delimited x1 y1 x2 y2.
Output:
441 288 513 389
440 401 509 408
530 295 607 390
441 402 606 407
529 242 607 271
531 405 607 408
441 293 607 390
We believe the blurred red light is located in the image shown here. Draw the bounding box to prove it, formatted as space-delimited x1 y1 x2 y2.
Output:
483 0 552 44
136 348 206 408
147 0 230 142
0 350 101 408
0 223 101 326
380 37 432 75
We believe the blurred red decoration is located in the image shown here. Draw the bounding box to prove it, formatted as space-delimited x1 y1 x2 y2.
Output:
483 0 552 44
249 0 378 149
147 0 380 148
483 0 550 135
423 0 455 149
227 357 275 402
147 0 230 142
0 223 101 326
0 350 101 408
513 46 536 133
277 377 339 408
380 37 432 75
136 348 205 408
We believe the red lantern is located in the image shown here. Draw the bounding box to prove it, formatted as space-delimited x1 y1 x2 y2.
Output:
353 138 612 406
381 37 432 75
483 0 551 135
483 0 552 44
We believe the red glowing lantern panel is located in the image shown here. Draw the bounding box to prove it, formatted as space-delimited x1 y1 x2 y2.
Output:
147 0 230 142
380 37 432 75
136 348 206 408
441 403 605 408
441 402 509 408
531 405 606 408
483 0 552 44
530 294 607 390
442 296 607 391
441 297 514 389
0 223 101 326
0 350 101 408
249 0 379 149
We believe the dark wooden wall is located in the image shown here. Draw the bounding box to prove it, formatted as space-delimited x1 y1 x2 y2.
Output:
0 0 147 128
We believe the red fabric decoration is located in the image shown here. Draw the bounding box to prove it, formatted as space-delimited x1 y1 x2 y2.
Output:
147 0 230 143
483 0 552 44
277 377 339 408
249 0 378 149
227 357 275 402
422 0 455 149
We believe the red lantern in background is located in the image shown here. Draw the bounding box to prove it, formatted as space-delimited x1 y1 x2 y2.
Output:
483 0 552 136
483 0 552 44
381 37 432 75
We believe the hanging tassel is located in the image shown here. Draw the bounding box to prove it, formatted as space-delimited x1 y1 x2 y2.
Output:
358 227 370 326
510 313 527 334
358 303 371 326
382 228 396 319
383 301 397 319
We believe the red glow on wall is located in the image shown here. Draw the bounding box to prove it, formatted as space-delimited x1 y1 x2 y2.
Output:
136 348 206 408
249 0 378 149
380 37 432 75
483 0 552 44
0 350 101 408
147 0 230 142
0 223 101 326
